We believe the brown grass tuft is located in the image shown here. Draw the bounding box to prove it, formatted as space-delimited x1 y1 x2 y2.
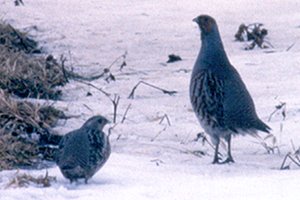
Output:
0 47 67 99
5 171 56 188
0 20 40 54
0 90 64 170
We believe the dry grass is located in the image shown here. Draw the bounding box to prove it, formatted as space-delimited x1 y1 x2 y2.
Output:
0 131 38 170
0 21 67 100
280 141 300 170
5 171 56 188
0 47 67 99
0 20 40 54
234 23 272 50
0 21 68 170
0 90 65 170
253 134 281 155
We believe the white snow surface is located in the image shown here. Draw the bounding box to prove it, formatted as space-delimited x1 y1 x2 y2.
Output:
1 0 300 199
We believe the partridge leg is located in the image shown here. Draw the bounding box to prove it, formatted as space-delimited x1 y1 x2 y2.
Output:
222 134 234 164
212 138 222 164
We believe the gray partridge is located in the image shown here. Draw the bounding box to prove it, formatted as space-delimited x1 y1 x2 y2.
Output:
56 115 111 183
190 15 270 164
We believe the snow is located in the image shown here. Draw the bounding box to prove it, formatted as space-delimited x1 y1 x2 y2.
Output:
1 0 300 199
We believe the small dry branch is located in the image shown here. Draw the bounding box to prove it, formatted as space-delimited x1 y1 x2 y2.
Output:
234 23 272 50
75 80 123 125
107 51 127 71
280 152 300 170
268 102 286 122
286 42 297 52
151 126 167 142
280 141 300 170
128 81 177 99
110 94 120 123
159 114 171 126
65 51 127 82
121 103 132 123
75 79 110 97
59 55 69 83
254 134 281 154
108 123 118 138
65 69 106 82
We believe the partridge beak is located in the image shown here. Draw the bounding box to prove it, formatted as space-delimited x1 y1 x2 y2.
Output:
192 17 199 23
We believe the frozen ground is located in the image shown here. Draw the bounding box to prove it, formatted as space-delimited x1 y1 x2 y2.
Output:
1 0 300 199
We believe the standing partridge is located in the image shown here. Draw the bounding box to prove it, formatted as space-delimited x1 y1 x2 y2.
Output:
190 15 270 164
56 115 111 183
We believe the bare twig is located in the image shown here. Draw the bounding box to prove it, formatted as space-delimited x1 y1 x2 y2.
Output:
121 103 132 123
108 123 118 138
74 80 123 124
60 55 69 83
268 102 286 122
104 73 116 83
286 42 297 51
280 152 291 170
83 104 93 112
65 52 127 82
120 61 127 71
115 134 122 140
74 79 110 97
291 140 300 163
280 153 300 170
110 94 120 123
151 126 167 142
280 140 300 170
295 150 300 163
159 114 171 126
128 81 177 99
259 142 280 154
107 51 127 70
66 70 106 81
68 50 74 69
253 134 281 154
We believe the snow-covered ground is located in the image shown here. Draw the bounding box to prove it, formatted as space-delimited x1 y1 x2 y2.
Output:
1 0 300 199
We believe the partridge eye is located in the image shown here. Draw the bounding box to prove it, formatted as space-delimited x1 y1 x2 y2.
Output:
98 119 102 123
